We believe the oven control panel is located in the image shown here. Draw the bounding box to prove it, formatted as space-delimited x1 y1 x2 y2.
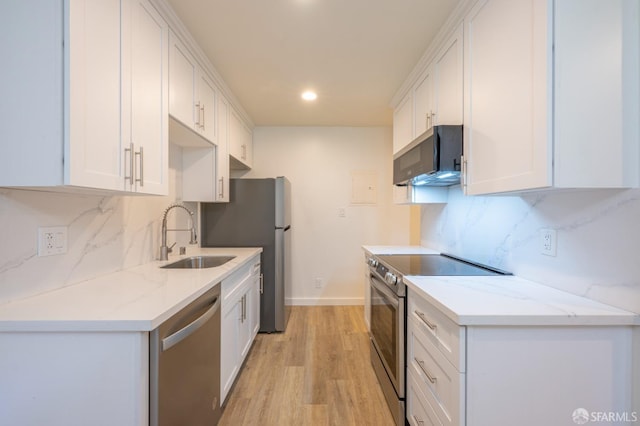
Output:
370 259 405 296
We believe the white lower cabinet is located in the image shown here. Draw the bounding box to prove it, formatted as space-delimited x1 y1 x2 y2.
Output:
221 254 261 404
407 312 464 426
407 369 443 426
407 290 634 426
0 332 149 426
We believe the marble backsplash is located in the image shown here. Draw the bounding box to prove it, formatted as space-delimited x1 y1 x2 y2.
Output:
0 145 196 305
420 186 640 314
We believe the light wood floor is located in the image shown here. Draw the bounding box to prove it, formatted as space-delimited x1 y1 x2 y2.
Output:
219 306 396 426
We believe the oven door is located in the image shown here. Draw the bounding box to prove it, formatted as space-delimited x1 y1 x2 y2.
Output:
369 272 405 398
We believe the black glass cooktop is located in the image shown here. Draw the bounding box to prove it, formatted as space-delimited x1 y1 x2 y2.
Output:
378 254 510 276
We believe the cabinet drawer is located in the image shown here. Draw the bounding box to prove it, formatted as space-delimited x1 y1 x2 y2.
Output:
408 318 465 426
222 262 251 300
408 291 465 370
407 370 443 426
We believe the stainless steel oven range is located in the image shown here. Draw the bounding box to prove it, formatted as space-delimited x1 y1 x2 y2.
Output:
367 256 406 426
366 253 510 426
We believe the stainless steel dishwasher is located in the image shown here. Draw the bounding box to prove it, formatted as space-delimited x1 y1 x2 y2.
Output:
150 284 221 426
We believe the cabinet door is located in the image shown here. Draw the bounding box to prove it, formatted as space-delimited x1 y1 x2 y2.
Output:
221 298 242 403
463 0 550 195
168 31 197 131
67 0 124 191
250 272 261 337
413 66 434 137
433 25 463 126
229 108 252 169
216 94 230 202
124 0 168 195
393 93 413 154
198 73 217 143
238 289 252 359
553 0 640 188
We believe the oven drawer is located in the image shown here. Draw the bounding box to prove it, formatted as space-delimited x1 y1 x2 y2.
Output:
408 316 465 426
407 369 443 426
408 290 465 371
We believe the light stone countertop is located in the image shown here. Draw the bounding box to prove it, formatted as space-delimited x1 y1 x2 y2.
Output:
405 275 637 326
362 245 637 326
0 247 262 332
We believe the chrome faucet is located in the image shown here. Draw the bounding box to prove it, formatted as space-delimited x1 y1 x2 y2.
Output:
160 203 197 261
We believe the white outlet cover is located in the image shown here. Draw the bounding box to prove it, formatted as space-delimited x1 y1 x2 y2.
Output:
540 228 557 257
38 226 68 257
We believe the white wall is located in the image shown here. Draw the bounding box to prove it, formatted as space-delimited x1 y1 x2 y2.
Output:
242 126 410 305
420 186 640 314
0 145 195 304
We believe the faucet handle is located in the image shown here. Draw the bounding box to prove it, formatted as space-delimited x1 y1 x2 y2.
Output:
168 242 177 254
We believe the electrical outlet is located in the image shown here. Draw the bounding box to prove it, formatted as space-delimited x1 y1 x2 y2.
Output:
337 208 346 218
38 226 68 257
540 228 557 257
314 277 323 288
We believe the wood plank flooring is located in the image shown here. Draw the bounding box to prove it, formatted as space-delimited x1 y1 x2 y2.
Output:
219 306 395 426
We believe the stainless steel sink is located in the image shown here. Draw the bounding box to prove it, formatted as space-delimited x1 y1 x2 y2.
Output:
161 255 236 269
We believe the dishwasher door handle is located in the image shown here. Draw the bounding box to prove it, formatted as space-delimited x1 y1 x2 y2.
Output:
162 296 220 351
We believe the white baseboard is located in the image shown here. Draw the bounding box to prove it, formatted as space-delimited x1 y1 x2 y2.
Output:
286 297 364 306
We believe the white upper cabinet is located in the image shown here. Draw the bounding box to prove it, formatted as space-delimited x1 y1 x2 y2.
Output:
393 93 414 154
393 24 464 156
0 0 168 194
553 0 639 188
413 24 463 137
168 31 217 145
122 0 169 195
413 67 434 138
462 0 550 195
433 24 463 126
229 107 253 169
181 93 231 203
216 94 231 201
463 0 639 195
66 0 124 191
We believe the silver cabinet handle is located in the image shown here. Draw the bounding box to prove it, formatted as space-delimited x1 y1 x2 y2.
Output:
461 155 467 191
135 146 144 187
412 415 425 426
414 357 437 384
201 104 205 130
260 274 264 294
124 142 134 186
162 296 220 351
241 144 246 160
414 310 437 330
194 102 201 128
218 177 224 199
243 294 247 321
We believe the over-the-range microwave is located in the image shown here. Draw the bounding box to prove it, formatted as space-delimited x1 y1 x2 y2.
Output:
393 125 463 187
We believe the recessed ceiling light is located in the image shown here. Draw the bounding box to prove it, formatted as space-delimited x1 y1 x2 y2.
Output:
301 91 317 101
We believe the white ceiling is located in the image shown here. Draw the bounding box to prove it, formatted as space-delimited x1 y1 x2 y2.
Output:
166 0 460 127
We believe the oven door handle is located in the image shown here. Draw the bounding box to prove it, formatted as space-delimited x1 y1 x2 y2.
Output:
370 274 399 308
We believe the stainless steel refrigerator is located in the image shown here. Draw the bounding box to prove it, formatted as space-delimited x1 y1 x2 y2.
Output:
201 177 291 332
